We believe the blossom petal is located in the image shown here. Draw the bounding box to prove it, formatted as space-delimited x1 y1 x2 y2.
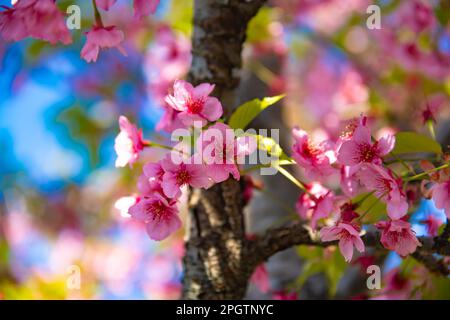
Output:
339 238 354 262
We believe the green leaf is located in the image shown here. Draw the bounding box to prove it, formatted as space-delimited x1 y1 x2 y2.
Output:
253 134 287 159
296 246 324 260
246 7 274 44
353 193 387 224
166 0 193 36
295 261 324 289
295 246 348 297
295 246 326 288
324 249 347 296
228 95 285 130
392 132 442 155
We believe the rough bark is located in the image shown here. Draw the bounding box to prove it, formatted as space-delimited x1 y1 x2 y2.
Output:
182 0 267 300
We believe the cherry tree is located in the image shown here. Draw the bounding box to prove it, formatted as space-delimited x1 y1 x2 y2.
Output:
1 0 449 300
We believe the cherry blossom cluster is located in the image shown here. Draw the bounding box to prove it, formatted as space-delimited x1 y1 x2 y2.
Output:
114 80 256 240
114 79 449 263
0 0 160 62
291 116 449 262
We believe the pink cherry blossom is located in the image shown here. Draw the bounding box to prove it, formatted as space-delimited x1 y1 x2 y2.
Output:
114 116 146 168
143 161 165 181
145 27 191 106
81 25 126 63
296 182 335 229
337 116 395 167
375 219 421 257
95 0 117 11
339 203 359 223
358 164 408 220
431 181 450 219
137 173 165 197
340 165 362 197
250 264 270 293
421 94 447 124
291 128 336 180
165 80 223 126
320 222 365 262
396 0 435 33
197 123 256 183
161 155 213 198
134 0 160 19
0 0 71 44
156 105 185 133
421 214 443 237
129 194 181 241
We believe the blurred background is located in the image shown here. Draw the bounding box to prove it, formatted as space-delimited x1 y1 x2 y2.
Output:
0 0 449 299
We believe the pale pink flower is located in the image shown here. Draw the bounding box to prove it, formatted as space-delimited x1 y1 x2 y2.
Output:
296 182 335 229
139 162 168 198
129 194 181 241
155 105 185 133
197 123 256 183
165 80 223 126
358 164 408 220
431 181 450 219
340 165 362 197
291 128 336 180
375 219 421 257
134 0 160 19
337 117 395 167
114 196 138 218
81 25 126 63
161 155 213 198
114 116 146 168
250 264 270 293
0 0 71 44
137 173 165 197
143 161 165 181
145 27 191 105
96 0 117 11
320 222 365 262
421 214 443 237
333 69 369 110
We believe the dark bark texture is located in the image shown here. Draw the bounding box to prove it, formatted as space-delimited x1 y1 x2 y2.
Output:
182 0 267 300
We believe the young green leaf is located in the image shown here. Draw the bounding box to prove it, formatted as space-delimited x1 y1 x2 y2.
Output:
392 132 442 155
228 95 285 130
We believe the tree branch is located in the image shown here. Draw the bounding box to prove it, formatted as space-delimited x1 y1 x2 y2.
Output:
249 220 450 276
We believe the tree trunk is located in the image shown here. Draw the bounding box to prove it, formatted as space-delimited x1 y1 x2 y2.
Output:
181 0 267 300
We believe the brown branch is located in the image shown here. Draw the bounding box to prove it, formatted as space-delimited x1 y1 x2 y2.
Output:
412 249 449 276
249 221 329 264
433 219 450 256
249 221 450 276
